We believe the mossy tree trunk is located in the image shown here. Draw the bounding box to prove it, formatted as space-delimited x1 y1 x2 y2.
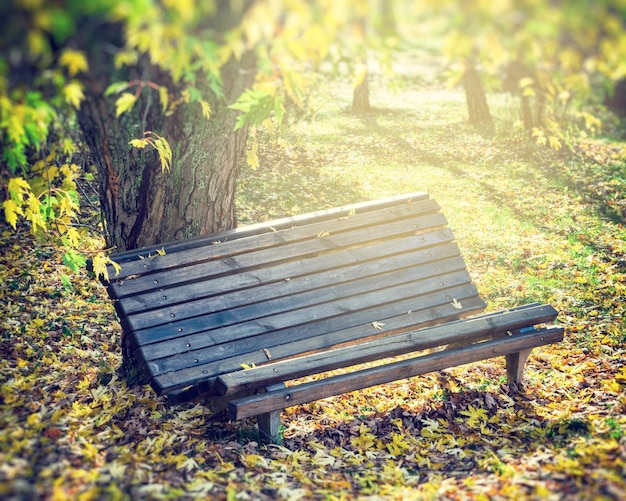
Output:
76 24 255 253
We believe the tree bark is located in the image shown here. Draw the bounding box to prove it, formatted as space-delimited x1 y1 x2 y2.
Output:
352 70 371 113
463 64 492 126
76 24 255 252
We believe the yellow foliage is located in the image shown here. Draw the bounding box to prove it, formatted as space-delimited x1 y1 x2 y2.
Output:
129 139 148 148
63 80 85 109
199 100 211 120
114 50 139 69
91 253 121 282
246 138 259 170
3 200 24 229
115 93 137 117
59 49 89 77
159 86 169 113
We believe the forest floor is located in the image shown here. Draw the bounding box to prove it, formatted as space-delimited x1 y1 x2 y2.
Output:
1 59 626 500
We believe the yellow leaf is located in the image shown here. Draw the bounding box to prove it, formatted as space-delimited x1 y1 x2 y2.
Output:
26 194 46 233
548 136 562 150
603 380 621 393
115 93 137 117
63 80 85 109
353 65 368 89
7 177 31 202
59 193 79 218
176 457 199 472
199 99 211 120
129 138 148 148
59 49 89 77
451 298 463 310
163 0 194 20
114 50 138 69
153 135 172 173
65 227 81 247
159 86 169 113
92 253 121 282
615 366 626 383
27 30 47 57
371 321 385 330
3 199 23 229
42 165 59 183
519 77 534 89
459 404 488 427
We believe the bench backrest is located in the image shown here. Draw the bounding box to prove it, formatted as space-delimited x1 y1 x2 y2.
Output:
104 192 486 399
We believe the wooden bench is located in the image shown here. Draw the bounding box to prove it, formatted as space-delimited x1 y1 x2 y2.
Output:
101 192 563 443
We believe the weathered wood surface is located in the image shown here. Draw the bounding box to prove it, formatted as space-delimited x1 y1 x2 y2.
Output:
107 192 431 267
228 325 564 420
106 192 491 401
214 304 560 397
102 191 562 419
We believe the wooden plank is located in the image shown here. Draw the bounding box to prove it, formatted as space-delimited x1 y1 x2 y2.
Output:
117 228 460 318
149 287 487 396
130 261 474 352
117 228 457 317
109 192 430 266
159 296 490 404
137 267 475 370
108 196 440 286
128 246 468 350
108 209 448 299
228 326 565 420
215 304 559 395
125 247 465 336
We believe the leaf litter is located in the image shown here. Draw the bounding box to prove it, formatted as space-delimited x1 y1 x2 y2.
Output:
2 75 626 500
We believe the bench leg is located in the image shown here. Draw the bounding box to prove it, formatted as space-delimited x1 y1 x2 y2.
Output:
257 410 282 444
505 348 533 383
257 383 285 444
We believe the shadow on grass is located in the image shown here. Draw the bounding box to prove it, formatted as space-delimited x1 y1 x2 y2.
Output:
347 108 625 230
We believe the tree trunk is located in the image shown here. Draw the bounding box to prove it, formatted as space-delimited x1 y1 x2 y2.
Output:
352 70 371 113
378 0 397 38
463 64 492 126
76 25 255 252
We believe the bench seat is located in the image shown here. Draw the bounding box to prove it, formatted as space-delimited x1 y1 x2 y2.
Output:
101 192 563 442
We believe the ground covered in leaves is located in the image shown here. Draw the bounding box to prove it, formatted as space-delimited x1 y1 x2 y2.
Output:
2 66 626 499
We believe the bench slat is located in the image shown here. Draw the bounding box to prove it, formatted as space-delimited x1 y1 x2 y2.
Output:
109 191 430 267
215 304 559 396
149 286 486 396
139 266 476 370
117 228 457 317
228 326 565 420
121 236 461 329
109 198 442 295
126 248 466 337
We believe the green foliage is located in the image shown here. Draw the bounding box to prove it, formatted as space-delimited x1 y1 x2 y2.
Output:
0 92 56 174
230 88 285 130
